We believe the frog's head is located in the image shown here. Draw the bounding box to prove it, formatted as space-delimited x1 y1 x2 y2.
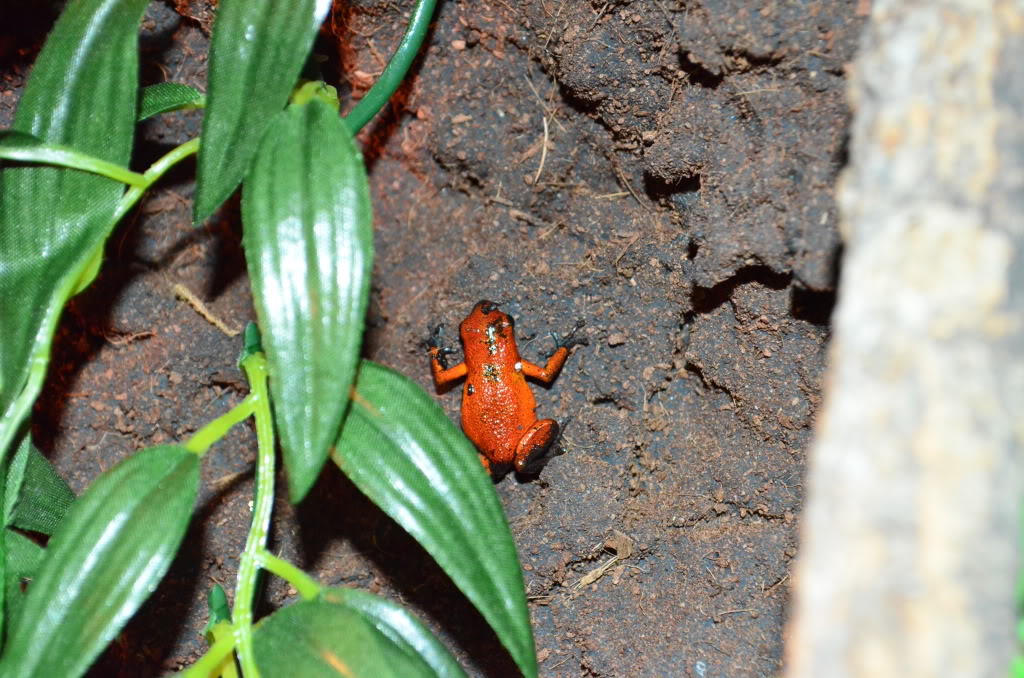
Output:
460 299 514 344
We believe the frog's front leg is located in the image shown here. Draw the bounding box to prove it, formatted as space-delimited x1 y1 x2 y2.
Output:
426 323 466 390
521 319 587 383
513 418 560 473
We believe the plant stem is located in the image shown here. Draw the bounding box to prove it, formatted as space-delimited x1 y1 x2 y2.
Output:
0 141 147 187
71 137 202 298
0 299 72 460
113 137 200 223
343 0 438 133
180 627 237 678
254 549 322 601
185 394 257 455
232 351 274 678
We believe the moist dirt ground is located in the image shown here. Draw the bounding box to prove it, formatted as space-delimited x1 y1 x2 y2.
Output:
1 1 864 676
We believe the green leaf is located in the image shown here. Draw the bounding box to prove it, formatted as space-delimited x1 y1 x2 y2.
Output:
4 529 42 625
138 82 205 121
0 445 200 678
4 435 75 534
242 98 373 503
194 0 331 223
333 361 537 678
237 321 264 367
3 435 32 526
3 530 39 585
253 598 425 678
204 583 232 645
0 0 151 459
321 587 468 678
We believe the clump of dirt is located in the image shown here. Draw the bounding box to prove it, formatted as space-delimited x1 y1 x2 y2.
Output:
2 1 863 676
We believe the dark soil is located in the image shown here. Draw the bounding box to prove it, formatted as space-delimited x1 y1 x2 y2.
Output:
1 1 864 676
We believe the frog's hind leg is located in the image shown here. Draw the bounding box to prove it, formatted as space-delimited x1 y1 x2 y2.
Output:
514 418 560 474
478 453 514 480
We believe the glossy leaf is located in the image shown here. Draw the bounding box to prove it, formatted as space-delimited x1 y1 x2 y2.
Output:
3 434 33 525
253 598 424 678
237 321 264 367
3 530 39 582
333 361 537 678
0 429 6 634
242 98 373 502
0 0 150 458
138 82 205 121
4 435 74 535
4 528 42 625
321 587 467 678
202 584 236 677
0 445 200 678
194 0 331 223
206 582 231 627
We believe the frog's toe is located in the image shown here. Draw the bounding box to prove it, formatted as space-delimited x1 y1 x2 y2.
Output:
514 419 560 474
551 319 588 350
424 323 442 348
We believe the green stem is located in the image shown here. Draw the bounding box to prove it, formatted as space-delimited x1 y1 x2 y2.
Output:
233 352 274 678
0 142 147 187
254 549 322 601
343 0 438 133
0 301 72 460
180 628 237 678
73 136 202 297
113 137 200 223
185 394 257 455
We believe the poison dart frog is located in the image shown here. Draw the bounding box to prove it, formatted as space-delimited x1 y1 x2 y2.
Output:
427 300 586 476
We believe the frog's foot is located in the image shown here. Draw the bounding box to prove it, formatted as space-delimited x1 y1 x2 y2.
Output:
425 323 457 368
550 319 588 351
514 418 560 474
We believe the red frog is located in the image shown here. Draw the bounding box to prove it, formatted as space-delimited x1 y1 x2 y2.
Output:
427 300 586 476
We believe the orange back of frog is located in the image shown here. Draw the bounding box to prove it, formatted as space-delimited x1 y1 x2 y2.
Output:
428 300 586 477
